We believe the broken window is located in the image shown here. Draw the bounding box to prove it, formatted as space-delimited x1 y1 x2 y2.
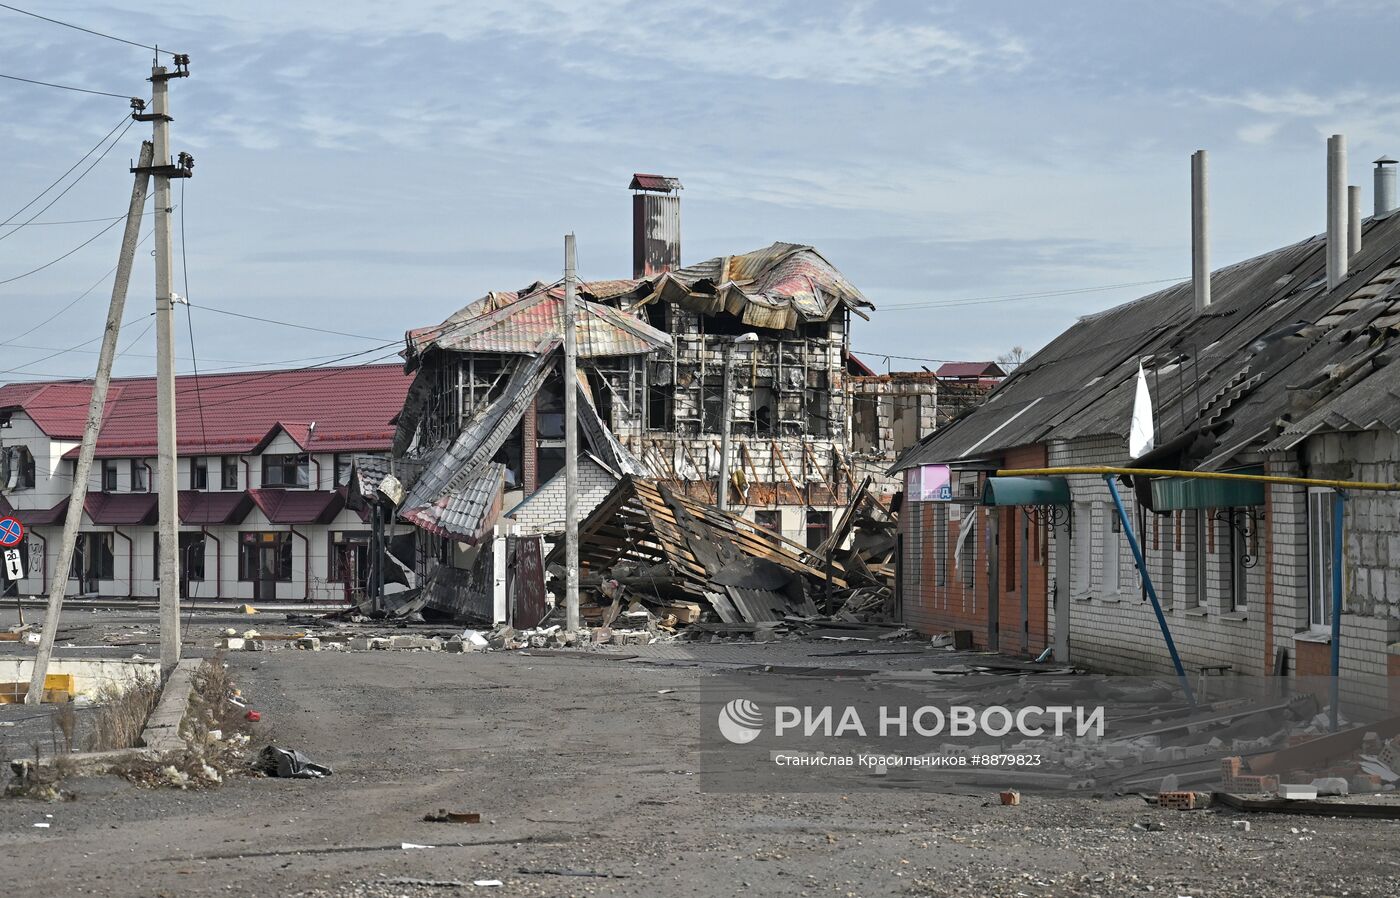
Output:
328 531 372 584
221 456 239 491
755 509 781 533
190 457 209 491
0 445 35 491
805 369 830 438
805 510 830 551
131 460 149 492
102 460 119 492
701 371 724 434
72 532 114 583
238 532 293 582
154 532 206 581
262 454 308 489
646 362 674 430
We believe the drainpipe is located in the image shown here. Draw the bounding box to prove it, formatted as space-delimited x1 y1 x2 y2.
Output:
142 461 153 493
289 525 310 601
310 457 321 490
241 458 251 489
202 527 221 600
113 527 133 598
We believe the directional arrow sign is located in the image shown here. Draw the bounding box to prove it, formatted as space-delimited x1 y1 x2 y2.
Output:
3 548 22 582
0 517 22 548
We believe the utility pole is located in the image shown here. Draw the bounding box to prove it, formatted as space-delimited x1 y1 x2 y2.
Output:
147 56 192 671
563 234 580 634
26 140 154 704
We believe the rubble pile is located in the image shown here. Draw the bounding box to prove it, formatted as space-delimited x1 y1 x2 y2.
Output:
555 475 902 640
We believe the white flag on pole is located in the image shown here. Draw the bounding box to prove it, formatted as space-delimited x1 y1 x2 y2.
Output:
1129 360 1155 459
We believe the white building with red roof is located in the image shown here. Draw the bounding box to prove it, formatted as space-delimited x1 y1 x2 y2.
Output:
0 364 413 603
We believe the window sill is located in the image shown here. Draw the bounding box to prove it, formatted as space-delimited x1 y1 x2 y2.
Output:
1220 612 1248 623
1072 593 1094 603
1098 593 1123 604
1184 607 1209 618
1294 629 1332 645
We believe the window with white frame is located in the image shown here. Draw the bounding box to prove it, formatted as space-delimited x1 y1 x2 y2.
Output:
1307 489 1341 629
1102 502 1122 593
1073 502 1092 594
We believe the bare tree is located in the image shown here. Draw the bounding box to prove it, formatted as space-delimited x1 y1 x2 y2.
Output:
997 345 1027 369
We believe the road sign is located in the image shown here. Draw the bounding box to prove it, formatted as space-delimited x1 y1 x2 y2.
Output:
3 548 22 582
0 517 22 548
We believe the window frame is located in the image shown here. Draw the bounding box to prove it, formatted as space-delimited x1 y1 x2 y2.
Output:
261 453 310 490
189 456 209 491
1306 488 1341 630
130 459 149 492
238 531 294 582
101 459 119 493
221 456 239 491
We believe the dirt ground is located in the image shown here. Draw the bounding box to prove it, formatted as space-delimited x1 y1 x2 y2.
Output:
0 609 1398 897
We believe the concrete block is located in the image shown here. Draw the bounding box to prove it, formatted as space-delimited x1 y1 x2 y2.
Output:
219 637 246 651
294 637 321 651
245 640 265 652
388 635 437 650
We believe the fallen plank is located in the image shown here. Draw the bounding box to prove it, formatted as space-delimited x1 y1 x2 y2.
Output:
1212 791 1400 820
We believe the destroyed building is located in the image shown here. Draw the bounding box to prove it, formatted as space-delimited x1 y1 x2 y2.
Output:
361 174 883 621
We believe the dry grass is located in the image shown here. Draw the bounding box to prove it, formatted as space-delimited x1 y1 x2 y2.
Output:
87 676 161 752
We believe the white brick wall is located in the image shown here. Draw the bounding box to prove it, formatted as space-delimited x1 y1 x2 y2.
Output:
507 456 620 534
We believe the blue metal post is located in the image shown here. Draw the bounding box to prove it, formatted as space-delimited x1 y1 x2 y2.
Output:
1103 475 1196 707
1329 490 1346 732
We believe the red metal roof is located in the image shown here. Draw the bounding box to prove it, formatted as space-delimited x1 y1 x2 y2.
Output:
0 495 69 527
0 365 412 457
83 493 158 525
178 491 254 525
629 173 682 192
247 488 346 525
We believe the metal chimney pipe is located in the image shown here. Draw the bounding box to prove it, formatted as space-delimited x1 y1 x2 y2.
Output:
1348 185 1363 258
1191 150 1210 312
1375 157 1398 217
1327 135 1348 290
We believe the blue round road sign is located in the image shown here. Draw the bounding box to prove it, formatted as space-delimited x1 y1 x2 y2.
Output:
0 517 23 548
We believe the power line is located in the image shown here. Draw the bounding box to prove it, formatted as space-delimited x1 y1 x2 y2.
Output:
0 3 172 55
0 113 133 230
0 72 136 101
876 277 1186 311
1 213 130 228
179 180 210 468
0 214 127 285
188 304 392 342
0 228 152 349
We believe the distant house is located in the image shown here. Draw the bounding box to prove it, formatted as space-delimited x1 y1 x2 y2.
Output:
892 211 1400 713
0 365 413 603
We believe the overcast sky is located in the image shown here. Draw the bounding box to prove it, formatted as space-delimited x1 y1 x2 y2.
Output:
1 0 1397 382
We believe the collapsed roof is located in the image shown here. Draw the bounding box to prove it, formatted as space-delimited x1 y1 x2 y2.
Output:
894 212 1400 473
619 241 874 331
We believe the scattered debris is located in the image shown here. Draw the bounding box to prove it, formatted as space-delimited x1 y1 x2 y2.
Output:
518 868 629 879
255 746 333 779
423 809 480 824
998 789 1020 806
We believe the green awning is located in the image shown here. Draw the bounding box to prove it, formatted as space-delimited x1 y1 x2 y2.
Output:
981 476 1071 507
1149 476 1264 510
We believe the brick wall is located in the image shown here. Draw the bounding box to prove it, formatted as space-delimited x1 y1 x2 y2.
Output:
508 456 620 534
899 444 1048 657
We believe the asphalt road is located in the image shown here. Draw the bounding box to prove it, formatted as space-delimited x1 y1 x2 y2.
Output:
0 615 1397 897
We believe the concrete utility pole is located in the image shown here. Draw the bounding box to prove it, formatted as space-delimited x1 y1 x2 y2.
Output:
149 57 192 670
563 233 580 634
717 332 758 513
26 141 154 704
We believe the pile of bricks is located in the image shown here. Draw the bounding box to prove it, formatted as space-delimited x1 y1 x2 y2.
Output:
1220 756 1279 794
1157 791 1211 810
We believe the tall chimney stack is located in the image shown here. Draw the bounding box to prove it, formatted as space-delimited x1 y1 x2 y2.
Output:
1375 156 1398 217
1327 135 1348 290
1191 150 1210 313
629 174 682 279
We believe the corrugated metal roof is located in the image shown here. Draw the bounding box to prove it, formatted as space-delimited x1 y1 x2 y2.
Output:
400 463 505 544
629 173 683 192
633 242 874 329
405 288 671 362
936 361 1007 378
894 213 1400 472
